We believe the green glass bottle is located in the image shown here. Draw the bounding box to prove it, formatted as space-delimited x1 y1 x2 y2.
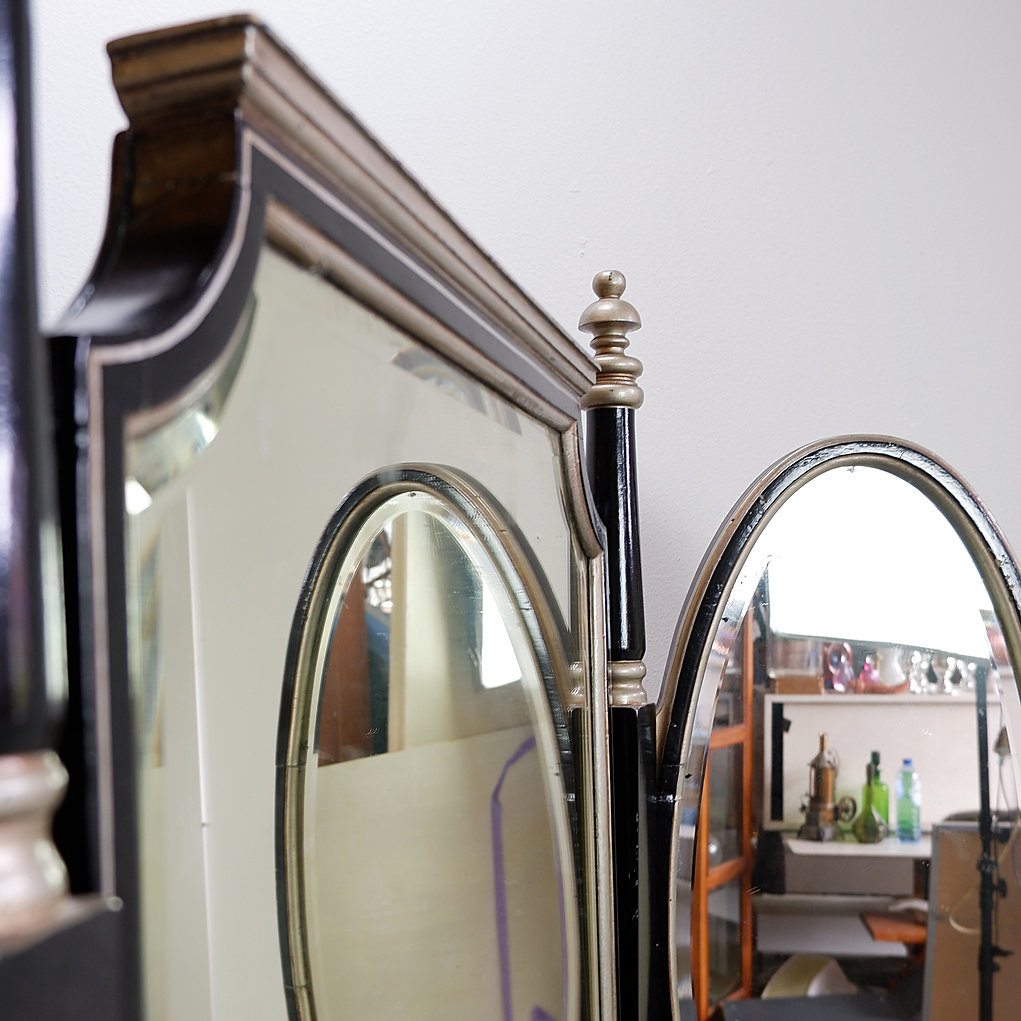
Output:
853 759 889 844
870 750 889 826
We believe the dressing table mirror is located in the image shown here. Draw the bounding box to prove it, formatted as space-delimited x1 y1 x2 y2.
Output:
658 439 1021 1021
0 11 623 1021
3 10 1021 1021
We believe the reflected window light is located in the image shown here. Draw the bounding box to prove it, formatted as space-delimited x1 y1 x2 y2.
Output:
194 410 218 446
361 522 393 613
125 476 153 515
762 466 992 657
480 576 522 689
0 90 14 218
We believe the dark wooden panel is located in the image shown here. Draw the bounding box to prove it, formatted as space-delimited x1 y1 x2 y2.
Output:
0 906 123 1020
0 0 62 754
586 406 646 663
611 702 656 1021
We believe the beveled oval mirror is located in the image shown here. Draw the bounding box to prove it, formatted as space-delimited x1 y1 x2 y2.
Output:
279 467 579 1021
660 438 1021 1021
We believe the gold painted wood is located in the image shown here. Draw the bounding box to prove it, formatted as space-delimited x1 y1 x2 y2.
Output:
105 16 595 401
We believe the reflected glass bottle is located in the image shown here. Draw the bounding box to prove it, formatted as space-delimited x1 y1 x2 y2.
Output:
852 759 889 844
896 758 922 841
870 750 889 826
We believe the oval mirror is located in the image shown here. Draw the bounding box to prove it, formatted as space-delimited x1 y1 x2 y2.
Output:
660 438 1021 1021
279 468 580 1021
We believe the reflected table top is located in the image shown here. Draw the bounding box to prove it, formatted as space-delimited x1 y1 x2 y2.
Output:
718 992 901 1020
861 909 927 946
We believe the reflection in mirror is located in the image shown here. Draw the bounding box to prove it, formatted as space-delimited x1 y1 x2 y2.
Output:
283 482 579 1021
670 454 1021 1021
119 245 590 1021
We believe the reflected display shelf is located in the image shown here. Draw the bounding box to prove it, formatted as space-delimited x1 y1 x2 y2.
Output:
766 693 998 705
784 835 932 859
762 692 1002 832
753 894 909 959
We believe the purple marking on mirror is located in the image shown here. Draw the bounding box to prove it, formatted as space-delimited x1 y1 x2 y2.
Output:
491 733 553 1021
555 814 569 1020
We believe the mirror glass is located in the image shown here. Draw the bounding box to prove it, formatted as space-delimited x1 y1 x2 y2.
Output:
120 244 587 1020
288 487 577 1019
672 460 1021 1021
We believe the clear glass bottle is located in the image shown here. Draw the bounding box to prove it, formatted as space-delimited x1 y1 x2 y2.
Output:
895 758 922 841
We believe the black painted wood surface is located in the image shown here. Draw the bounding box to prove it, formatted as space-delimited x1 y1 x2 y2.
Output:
586 405 646 663
0 0 62 755
610 703 656 1021
0 7 125 1020
586 393 655 1019
0 905 123 1019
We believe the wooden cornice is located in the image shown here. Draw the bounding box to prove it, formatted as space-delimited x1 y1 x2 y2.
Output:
106 15 595 396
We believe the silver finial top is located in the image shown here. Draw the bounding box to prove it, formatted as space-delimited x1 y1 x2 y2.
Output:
578 270 643 410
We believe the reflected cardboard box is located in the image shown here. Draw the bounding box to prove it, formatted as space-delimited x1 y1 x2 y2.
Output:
771 672 825 696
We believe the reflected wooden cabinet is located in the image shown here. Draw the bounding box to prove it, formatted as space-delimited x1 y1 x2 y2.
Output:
691 611 754 1019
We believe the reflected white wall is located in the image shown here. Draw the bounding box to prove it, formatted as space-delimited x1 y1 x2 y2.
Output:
31 1 1021 696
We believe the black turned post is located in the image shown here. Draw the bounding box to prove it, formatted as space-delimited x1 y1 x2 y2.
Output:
0 0 70 939
580 271 656 1021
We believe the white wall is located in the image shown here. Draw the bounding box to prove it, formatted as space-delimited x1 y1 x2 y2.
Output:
32 1 1021 697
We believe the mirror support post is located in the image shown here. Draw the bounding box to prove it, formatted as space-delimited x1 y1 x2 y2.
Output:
974 663 1006 1021
0 0 71 944
580 272 656 1021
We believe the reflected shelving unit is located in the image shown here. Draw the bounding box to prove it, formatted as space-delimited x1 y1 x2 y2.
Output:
691 610 755 1018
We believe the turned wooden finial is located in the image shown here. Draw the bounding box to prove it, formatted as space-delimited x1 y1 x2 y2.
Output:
578 270 643 410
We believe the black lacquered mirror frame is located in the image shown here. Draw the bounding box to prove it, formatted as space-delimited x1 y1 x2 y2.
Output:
654 436 1021 1020
0 14 612 1021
